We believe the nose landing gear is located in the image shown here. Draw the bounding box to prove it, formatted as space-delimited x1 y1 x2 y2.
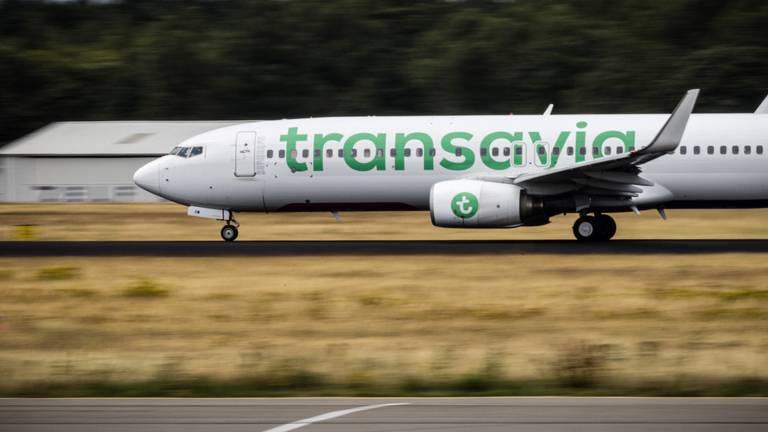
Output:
573 213 616 241
220 216 240 242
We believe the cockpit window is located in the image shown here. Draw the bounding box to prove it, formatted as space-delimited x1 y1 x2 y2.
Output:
171 146 205 158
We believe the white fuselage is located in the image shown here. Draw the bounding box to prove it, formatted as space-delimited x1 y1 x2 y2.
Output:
133 114 768 213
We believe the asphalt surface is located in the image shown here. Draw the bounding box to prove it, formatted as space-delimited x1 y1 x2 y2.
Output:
1 398 766 432
2 239 768 256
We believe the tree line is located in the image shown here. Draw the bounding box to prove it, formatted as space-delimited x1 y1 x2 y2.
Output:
1 0 767 144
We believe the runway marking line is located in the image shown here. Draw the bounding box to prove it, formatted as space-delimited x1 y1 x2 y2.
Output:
262 402 409 432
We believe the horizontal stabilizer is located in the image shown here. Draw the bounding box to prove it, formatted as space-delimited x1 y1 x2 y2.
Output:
756 95 768 114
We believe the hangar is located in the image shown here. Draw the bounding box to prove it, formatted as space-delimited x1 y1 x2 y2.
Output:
0 121 239 202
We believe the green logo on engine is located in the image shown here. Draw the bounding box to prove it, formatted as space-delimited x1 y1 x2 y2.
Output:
451 192 478 219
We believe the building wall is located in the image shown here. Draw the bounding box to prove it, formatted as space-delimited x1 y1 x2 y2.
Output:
0 156 164 202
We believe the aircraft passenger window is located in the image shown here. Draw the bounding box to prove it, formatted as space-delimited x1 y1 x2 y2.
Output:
492 148 499 157
605 146 612 155
503 147 511 157
390 149 396 157
592 147 599 156
679 146 686 155
314 149 321 157
539 146 547 155
552 147 560 156
352 149 358 157
302 149 309 158
579 147 586 156
279 150 285 158
416 148 423 157
178 147 191 158
338 149 344 158
720 146 726 155
567 147 574 156
480 148 488 156
707 146 714 155
291 150 298 158
745 146 751 155
364 149 371 157
267 150 274 158
377 149 384 157
515 147 523 156
757 145 764 155
694 146 700 155
455 148 463 156
429 148 436 156
732 145 739 155
616 146 623 154
326 149 333 158
404 148 411 157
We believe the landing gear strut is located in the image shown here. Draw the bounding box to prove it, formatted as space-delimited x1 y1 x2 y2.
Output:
220 215 239 242
573 214 616 241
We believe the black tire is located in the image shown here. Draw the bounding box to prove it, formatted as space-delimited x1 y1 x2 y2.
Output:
572 216 598 241
221 225 238 242
595 214 617 241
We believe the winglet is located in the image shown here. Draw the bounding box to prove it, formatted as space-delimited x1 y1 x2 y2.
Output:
756 94 768 114
543 104 554 116
638 89 699 155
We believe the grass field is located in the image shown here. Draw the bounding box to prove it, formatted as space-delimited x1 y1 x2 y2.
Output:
3 203 768 241
1 204 768 396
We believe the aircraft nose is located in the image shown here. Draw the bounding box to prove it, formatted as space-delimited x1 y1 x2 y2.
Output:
133 160 161 195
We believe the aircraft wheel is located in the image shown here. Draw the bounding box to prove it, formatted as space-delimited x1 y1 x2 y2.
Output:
595 214 617 241
573 216 599 241
221 224 239 242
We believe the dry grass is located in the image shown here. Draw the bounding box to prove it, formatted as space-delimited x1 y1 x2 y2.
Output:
1 254 767 392
2 203 768 240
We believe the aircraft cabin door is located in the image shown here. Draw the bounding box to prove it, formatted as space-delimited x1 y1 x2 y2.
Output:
235 132 257 177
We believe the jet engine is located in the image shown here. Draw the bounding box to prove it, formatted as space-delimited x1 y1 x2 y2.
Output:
429 179 550 228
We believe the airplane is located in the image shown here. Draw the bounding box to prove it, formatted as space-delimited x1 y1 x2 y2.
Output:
133 89 768 242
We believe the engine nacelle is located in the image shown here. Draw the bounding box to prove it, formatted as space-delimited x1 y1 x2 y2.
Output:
430 179 543 228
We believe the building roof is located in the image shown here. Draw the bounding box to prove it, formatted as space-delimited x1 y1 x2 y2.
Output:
0 121 247 156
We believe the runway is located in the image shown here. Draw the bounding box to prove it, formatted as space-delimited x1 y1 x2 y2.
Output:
2 239 768 256
1 398 766 431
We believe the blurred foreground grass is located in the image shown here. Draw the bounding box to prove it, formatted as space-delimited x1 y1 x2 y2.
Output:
4 203 768 240
1 254 767 396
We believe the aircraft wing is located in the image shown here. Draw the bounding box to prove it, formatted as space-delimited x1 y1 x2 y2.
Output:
513 89 699 197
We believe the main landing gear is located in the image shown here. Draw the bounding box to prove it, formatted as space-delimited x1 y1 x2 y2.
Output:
573 213 616 241
220 216 240 242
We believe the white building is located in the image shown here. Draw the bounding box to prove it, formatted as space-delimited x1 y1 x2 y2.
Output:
0 121 240 202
